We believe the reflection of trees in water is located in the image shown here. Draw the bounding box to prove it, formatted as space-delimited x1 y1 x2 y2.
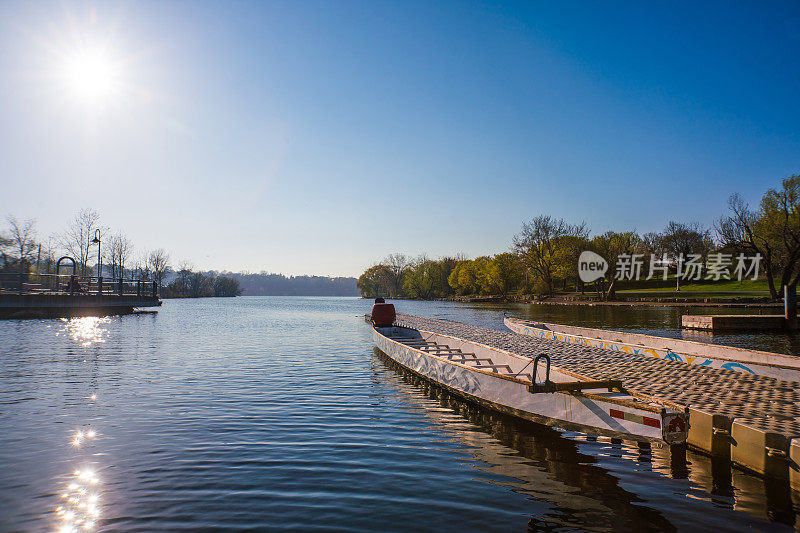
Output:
372 348 676 532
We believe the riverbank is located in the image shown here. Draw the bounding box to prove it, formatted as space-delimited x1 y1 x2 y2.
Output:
385 294 783 309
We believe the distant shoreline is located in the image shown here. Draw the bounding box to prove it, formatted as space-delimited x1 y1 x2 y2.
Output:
366 294 782 309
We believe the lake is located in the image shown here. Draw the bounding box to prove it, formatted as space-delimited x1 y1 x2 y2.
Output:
1 297 798 531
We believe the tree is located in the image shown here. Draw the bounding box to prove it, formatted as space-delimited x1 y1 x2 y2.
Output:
357 264 393 298
148 249 170 287
189 271 214 297
513 215 588 296
485 253 523 296
551 234 589 291
384 253 410 297
6 216 37 272
59 208 100 276
0 231 12 270
718 177 800 299
448 260 474 295
213 276 242 297
403 256 438 299
447 256 494 296
660 221 713 291
107 233 133 280
590 231 643 300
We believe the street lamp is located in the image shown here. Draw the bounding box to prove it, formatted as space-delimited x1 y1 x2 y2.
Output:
90 229 101 278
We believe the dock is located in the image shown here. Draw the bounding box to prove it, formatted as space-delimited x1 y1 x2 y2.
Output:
682 314 787 331
0 273 161 318
394 314 800 490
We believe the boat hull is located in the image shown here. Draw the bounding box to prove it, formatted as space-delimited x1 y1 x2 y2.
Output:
373 326 686 444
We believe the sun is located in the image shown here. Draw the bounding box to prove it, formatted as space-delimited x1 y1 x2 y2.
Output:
62 47 119 105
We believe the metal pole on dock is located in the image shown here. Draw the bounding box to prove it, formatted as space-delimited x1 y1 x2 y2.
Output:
785 285 797 331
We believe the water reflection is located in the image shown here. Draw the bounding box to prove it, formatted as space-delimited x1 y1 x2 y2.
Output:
70 428 97 448
373 347 798 530
55 465 101 532
56 422 102 530
56 317 110 347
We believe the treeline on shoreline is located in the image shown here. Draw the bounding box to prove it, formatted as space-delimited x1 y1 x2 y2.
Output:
227 273 357 296
0 208 359 298
358 175 800 301
0 208 172 284
0 208 244 299
161 269 242 298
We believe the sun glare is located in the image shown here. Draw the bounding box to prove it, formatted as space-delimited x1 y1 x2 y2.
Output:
62 48 118 104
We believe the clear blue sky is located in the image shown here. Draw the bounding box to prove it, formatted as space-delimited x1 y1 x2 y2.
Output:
1 1 798 276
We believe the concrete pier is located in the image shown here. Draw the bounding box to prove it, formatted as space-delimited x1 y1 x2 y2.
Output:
394 313 800 488
681 314 787 331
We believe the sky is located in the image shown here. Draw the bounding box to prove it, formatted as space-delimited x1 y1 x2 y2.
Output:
0 1 798 277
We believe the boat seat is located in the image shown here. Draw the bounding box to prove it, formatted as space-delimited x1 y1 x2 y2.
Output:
446 353 476 359
451 357 494 364
471 364 513 373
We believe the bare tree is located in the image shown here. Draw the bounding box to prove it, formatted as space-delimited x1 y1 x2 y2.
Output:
37 235 58 275
59 209 100 276
513 215 588 296
384 253 410 297
106 233 133 280
132 253 151 280
6 216 38 268
148 249 170 287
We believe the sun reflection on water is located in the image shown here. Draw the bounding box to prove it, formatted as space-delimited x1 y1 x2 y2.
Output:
56 317 110 347
70 428 97 448
55 466 101 531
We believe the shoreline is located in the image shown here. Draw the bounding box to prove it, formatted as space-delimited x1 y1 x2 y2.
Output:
380 295 783 309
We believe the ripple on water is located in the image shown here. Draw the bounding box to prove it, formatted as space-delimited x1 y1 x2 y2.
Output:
0 297 797 532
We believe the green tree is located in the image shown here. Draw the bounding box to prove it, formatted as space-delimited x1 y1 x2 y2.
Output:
718 176 800 299
590 231 642 300
357 264 393 297
659 221 712 291
551 235 589 291
485 253 523 296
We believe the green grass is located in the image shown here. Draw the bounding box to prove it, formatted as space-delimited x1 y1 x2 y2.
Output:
615 276 770 294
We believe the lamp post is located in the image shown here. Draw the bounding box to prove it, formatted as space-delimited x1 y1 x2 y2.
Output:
91 229 101 274
91 230 101 294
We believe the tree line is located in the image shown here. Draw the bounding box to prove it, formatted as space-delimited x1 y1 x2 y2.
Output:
0 208 240 298
161 267 242 298
227 272 357 296
358 175 800 301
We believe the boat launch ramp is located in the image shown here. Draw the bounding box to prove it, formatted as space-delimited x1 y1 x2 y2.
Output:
394 313 800 491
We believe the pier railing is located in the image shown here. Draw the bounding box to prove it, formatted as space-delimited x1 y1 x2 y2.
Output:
0 272 159 298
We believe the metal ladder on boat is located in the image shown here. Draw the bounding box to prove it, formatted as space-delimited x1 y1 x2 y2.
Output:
389 335 533 381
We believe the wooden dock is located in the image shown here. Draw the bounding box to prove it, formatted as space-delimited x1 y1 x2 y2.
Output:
395 314 800 490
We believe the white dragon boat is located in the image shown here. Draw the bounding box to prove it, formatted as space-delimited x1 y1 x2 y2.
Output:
504 316 800 382
372 323 689 445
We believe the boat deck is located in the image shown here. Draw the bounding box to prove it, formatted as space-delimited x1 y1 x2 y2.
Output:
395 313 800 488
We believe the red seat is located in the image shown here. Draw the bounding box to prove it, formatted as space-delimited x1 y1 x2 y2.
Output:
371 303 396 327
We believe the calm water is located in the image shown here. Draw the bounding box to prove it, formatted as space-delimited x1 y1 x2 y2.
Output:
1 297 799 532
